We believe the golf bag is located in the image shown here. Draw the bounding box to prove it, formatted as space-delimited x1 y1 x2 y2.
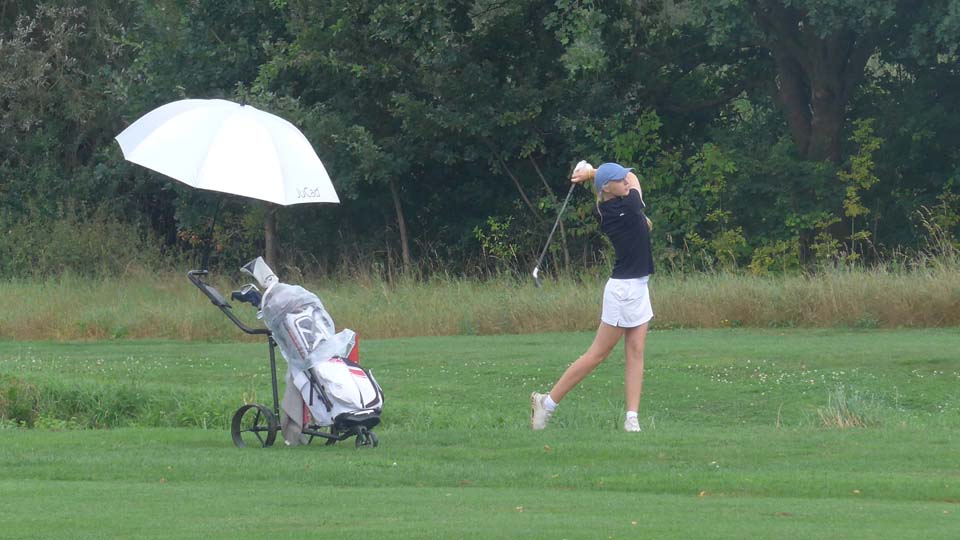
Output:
244 258 384 444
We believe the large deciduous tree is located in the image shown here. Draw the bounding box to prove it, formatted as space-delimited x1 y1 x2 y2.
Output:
268 0 581 271
710 0 954 164
746 0 897 163
1 2 139 217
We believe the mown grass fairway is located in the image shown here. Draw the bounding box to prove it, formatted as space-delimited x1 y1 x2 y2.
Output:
1 329 958 539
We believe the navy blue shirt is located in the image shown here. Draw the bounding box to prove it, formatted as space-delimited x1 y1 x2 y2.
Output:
595 190 654 279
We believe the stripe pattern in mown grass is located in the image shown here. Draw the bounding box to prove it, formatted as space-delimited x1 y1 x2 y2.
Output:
1 329 958 538
0 426 957 540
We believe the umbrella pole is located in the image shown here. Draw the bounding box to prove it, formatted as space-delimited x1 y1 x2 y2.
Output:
200 199 224 271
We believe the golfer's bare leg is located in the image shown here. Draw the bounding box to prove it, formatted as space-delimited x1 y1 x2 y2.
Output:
549 322 624 403
624 323 648 413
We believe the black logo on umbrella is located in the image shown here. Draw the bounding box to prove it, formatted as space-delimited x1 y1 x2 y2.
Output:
297 187 327 199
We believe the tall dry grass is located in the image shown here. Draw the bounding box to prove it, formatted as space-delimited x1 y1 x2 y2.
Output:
656 260 960 328
1 259 958 341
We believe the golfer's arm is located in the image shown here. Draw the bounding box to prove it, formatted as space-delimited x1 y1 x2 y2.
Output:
625 172 652 230
625 172 641 193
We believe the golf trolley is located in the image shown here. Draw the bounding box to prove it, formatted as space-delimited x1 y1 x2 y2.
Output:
188 269 381 449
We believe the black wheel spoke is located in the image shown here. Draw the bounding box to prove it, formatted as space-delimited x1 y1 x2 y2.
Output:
231 404 278 448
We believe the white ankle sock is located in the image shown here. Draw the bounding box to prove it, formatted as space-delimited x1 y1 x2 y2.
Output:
625 411 638 419
543 395 558 411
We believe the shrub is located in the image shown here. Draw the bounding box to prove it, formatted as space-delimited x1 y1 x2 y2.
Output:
816 386 881 429
0 374 40 427
0 205 176 278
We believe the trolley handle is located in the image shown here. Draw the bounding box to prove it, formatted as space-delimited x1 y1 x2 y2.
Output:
187 269 271 336
187 270 231 307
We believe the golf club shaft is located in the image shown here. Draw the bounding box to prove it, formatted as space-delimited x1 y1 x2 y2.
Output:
532 182 576 285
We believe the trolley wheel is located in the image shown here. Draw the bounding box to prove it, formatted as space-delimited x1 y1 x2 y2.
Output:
325 426 339 446
355 428 379 449
231 404 278 448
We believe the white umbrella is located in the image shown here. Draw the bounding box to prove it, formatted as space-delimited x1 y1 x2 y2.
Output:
115 98 339 206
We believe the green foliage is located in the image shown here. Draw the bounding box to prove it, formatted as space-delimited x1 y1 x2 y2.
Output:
0 205 175 277
0 374 39 427
689 143 739 251
473 215 520 272
657 141 748 269
0 3 137 219
837 118 883 261
917 185 960 256
544 0 609 74
809 213 844 264
748 239 801 275
2 0 960 277
586 110 665 169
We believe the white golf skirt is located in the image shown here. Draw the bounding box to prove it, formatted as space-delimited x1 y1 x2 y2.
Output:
601 277 653 328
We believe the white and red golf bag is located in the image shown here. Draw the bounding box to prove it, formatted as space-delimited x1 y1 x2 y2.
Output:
244 257 384 446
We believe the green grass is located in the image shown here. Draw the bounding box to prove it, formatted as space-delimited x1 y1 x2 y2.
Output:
1 427 957 539
1 329 959 538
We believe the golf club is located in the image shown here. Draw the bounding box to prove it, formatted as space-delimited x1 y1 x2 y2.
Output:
532 161 587 287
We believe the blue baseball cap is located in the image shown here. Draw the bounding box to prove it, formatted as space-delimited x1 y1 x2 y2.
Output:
594 162 633 192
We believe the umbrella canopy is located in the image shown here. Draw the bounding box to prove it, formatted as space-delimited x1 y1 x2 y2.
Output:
116 99 339 206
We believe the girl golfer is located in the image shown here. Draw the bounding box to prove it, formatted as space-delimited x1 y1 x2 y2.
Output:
531 162 654 432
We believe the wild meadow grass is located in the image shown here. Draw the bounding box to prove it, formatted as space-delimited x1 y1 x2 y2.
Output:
1 260 959 341
0 329 958 539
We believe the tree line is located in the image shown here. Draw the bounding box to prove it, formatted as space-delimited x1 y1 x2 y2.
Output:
2 0 959 278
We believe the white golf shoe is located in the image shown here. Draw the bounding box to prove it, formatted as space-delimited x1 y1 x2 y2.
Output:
530 392 553 430
624 416 641 432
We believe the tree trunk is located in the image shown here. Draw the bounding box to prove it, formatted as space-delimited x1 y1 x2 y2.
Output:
807 79 845 163
388 176 411 270
773 52 846 163
772 51 812 157
751 0 874 164
264 204 278 269
496 155 544 223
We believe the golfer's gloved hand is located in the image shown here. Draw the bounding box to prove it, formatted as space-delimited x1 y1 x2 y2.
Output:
571 160 595 184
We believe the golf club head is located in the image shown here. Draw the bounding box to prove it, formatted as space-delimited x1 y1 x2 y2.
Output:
230 283 262 308
240 256 278 290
